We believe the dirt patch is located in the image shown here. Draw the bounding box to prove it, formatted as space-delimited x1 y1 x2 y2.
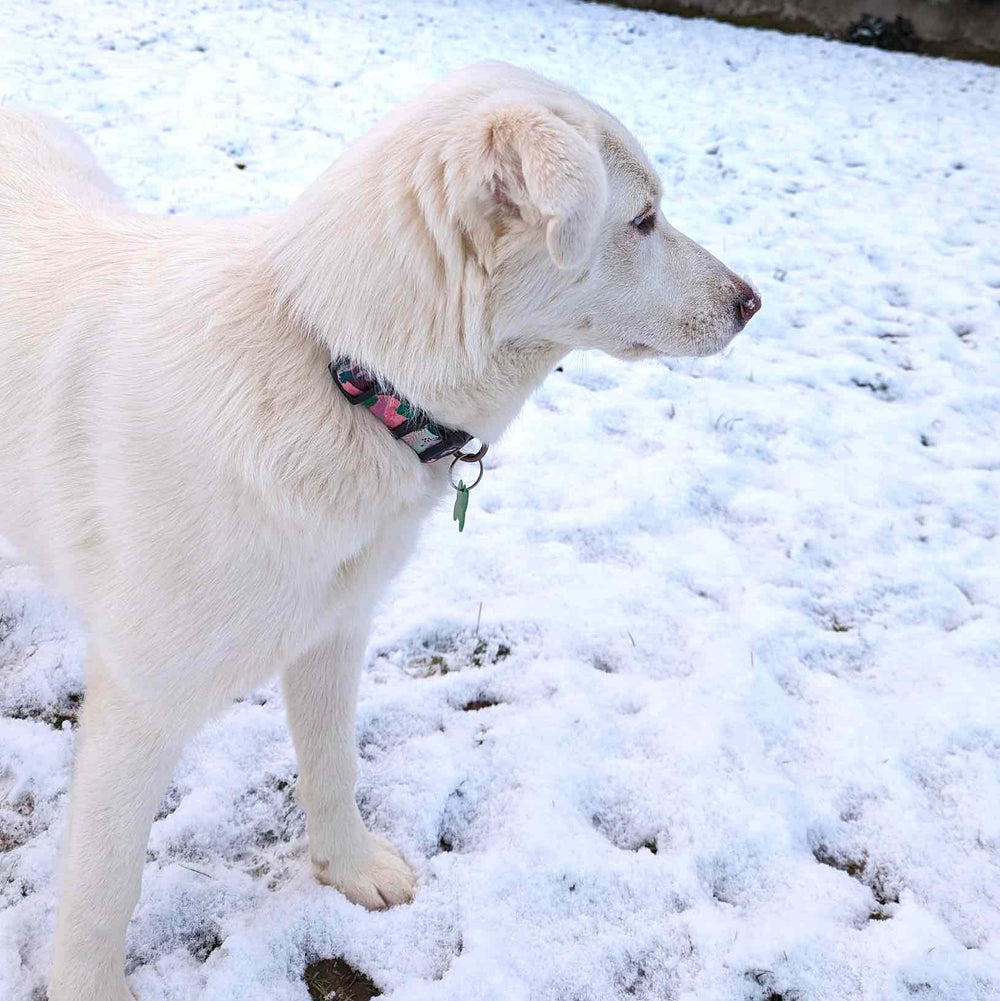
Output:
812 843 900 906
460 697 502 712
304 958 381 1001
403 630 512 678
745 968 802 1000
6 691 83 730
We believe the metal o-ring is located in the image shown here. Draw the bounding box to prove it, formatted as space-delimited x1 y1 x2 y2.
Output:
450 455 484 490
457 442 489 463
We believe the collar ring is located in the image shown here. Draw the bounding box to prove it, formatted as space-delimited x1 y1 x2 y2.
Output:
449 454 484 491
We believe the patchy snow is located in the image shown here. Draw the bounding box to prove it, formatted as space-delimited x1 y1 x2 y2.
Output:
2 1 1000 1000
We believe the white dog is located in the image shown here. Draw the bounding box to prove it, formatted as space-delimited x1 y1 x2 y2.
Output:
0 62 760 1000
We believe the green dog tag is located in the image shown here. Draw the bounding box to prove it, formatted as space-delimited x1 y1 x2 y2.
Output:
453 481 469 532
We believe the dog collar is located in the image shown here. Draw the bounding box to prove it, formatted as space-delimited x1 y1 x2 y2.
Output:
330 358 481 464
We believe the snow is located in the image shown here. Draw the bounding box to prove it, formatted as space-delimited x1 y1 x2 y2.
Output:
2 1 999 999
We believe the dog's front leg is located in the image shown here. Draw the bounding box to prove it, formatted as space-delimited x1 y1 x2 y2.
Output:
282 629 416 909
51 654 199 1001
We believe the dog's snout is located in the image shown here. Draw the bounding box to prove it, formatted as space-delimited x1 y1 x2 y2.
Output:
733 277 761 330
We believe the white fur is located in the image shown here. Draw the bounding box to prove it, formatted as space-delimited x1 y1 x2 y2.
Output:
0 62 756 1000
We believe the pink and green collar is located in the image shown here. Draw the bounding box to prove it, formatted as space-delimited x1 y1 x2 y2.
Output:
330 358 481 464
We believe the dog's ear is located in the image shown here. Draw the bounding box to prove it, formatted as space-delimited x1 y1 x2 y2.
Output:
480 105 608 269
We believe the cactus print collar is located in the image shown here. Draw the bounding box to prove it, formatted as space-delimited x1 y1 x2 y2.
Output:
330 358 477 464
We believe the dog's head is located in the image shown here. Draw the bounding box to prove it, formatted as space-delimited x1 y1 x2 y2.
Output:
270 61 760 415
442 62 760 360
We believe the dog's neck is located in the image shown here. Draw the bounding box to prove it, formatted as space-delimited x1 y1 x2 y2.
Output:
264 152 569 445
326 334 568 450
329 338 566 460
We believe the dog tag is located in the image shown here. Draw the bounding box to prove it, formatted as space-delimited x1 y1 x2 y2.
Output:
453 481 470 532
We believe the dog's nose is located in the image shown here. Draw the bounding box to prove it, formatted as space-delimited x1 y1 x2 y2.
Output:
733 277 761 329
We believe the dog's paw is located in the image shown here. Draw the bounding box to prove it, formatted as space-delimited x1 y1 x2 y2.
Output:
312 833 417 909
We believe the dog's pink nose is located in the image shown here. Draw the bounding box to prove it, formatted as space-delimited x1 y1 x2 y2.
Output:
733 278 761 329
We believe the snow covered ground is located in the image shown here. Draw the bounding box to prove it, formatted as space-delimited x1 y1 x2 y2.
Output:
2 1 999 999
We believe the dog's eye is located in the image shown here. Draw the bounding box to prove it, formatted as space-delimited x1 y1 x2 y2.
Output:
631 211 655 235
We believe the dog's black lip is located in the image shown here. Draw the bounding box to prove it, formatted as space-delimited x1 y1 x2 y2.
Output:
623 342 662 359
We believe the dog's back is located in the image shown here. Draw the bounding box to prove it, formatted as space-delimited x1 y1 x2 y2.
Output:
0 111 126 569
0 111 331 652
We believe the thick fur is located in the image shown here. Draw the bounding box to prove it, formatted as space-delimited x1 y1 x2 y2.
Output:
0 62 758 1001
